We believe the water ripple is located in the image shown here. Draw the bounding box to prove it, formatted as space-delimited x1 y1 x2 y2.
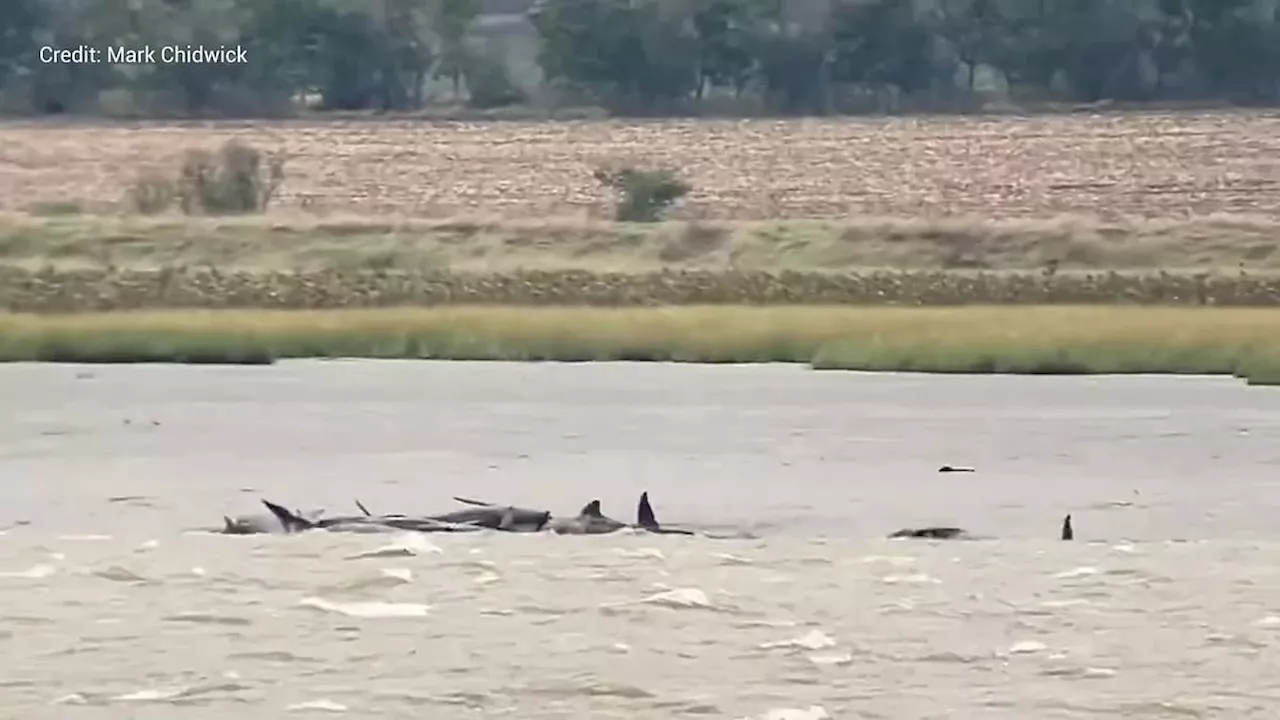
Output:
2 530 1280 717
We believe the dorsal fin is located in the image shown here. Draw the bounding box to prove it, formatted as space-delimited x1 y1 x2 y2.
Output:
579 500 603 517
535 511 552 531
498 507 517 531
1061 513 1074 541
355 499 372 516
223 516 236 533
637 491 658 529
261 499 314 533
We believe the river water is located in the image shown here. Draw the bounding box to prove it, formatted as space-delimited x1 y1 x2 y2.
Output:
2 361 1280 718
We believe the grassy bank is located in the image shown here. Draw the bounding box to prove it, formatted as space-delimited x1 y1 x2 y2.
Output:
2 306 1278 385
6 212 1280 274
4 265 1280 313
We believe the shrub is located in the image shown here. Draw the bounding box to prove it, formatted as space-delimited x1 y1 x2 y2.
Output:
127 173 177 214
592 165 691 222
465 53 528 109
175 140 285 215
126 139 285 216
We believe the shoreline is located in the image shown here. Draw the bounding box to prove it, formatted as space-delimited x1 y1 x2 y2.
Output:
2 305 1278 385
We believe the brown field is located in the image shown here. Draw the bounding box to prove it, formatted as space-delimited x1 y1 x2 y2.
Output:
6 110 1280 313
4 110 1280 221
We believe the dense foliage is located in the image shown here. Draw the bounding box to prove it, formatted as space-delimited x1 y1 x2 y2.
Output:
1 0 1277 116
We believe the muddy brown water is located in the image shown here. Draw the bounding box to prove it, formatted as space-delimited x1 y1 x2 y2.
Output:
2 361 1280 718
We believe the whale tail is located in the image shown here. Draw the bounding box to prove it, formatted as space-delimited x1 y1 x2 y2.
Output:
262 499 315 533
637 491 659 530
1061 513 1074 541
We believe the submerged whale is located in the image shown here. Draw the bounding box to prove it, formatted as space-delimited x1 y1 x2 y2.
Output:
545 499 630 534
889 514 1076 542
428 498 552 533
455 492 693 536
442 495 628 535
351 497 553 533
260 500 488 534
221 508 325 535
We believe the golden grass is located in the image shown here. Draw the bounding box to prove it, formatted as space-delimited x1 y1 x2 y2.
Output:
2 306 1278 384
5 211 1280 272
3 111 1280 221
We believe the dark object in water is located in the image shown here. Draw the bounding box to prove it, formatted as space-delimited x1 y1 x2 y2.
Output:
890 513 1077 542
888 526 970 540
938 465 975 473
260 500 486 534
428 498 553 532
636 491 695 535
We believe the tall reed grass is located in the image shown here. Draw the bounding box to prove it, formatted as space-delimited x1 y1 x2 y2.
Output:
1 306 1278 385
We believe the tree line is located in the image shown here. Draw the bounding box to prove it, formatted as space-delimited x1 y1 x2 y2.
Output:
1 0 1277 117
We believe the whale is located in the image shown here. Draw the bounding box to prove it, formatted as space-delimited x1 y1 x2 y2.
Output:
546 499 630 534
445 495 627 535
888 526 973 540
260 500 487 534
889 514 1076 541
453 492 698 536
429 499 553 533
353 497 553 533
220 507 325 535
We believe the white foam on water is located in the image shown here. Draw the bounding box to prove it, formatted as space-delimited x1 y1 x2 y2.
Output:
860 555 916 566
1055 566 1101 579
0 563 56 579
298 596 430 618
808 652 854 666
288 699 348 712
114 687 187 702
740 705 832 720
638 588 712 609
759 630 836 651
881 573 940 585
346 534 442 560
1009 640 1048 654
616 547 666 560
380 568 413 582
